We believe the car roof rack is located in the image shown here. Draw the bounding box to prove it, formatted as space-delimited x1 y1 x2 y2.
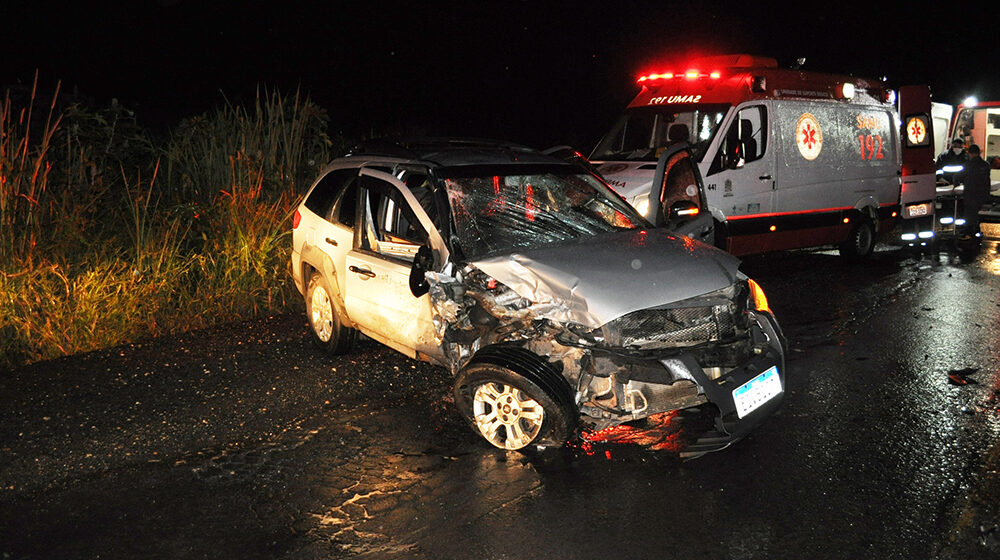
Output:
348 137 536 159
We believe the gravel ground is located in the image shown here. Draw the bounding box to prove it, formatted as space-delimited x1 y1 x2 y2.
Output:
0 313 452 497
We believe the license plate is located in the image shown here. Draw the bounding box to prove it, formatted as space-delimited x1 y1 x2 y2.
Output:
732 366 782 418
906 203 932 218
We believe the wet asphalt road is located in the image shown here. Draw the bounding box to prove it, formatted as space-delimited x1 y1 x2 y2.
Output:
2 241 1000 559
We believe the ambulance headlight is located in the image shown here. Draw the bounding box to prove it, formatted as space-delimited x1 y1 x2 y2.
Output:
632 193 651 218
918 231 935 239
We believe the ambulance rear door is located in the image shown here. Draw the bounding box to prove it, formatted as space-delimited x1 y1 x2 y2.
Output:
898 85 936 238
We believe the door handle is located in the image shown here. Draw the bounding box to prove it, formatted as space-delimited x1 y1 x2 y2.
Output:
759 174 772 181
349 265 376 278
325 237 338 246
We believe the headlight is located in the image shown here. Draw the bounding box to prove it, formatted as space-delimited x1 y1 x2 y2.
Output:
632 193 651 218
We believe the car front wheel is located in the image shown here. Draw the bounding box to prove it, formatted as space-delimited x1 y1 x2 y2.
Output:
454 362 574 451
306 272 355 355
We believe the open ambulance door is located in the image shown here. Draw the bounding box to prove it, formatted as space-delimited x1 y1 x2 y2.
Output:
646 143 715 245
898 85 937 244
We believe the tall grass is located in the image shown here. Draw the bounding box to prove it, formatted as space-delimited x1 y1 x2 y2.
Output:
0 77 335 371
0 72 63 263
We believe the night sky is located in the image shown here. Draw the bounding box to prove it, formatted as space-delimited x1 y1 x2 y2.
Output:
3 1 995 150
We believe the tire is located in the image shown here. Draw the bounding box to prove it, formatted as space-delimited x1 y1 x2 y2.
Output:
957 235 982 261
305 272 356 355
454 357 575 451
839 217 875 259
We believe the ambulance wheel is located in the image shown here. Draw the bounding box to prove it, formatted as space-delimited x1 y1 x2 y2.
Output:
839 217 875 259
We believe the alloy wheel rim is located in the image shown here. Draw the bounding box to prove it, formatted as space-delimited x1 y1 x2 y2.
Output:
310 285 334 342
472 382 544 450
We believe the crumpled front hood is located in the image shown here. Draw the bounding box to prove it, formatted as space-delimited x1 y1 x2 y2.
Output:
469 228 741 329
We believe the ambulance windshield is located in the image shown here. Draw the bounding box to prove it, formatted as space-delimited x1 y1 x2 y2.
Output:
591 104 730 162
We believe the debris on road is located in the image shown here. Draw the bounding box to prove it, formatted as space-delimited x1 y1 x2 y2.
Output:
948 368 980 386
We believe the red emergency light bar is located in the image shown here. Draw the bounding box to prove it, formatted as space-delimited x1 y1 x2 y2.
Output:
638 70 722 84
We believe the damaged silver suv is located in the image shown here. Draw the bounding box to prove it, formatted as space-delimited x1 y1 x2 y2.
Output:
291 139 785 454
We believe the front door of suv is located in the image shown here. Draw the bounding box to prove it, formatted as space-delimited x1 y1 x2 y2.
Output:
344 168 448 359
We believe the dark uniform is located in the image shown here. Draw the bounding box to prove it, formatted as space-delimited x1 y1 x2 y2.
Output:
936 143 969 185
960 153 991 235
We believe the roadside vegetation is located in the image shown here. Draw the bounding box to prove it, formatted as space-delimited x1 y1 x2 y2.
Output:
0 73 340 371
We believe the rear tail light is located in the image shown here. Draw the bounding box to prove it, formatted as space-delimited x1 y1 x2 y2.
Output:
293 209 301 229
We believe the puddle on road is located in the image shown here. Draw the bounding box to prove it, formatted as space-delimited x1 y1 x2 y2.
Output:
245 394 724 558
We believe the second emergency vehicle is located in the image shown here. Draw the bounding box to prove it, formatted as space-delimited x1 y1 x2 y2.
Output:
946 98 1000 187
591 54 936 256
937 97 1000 230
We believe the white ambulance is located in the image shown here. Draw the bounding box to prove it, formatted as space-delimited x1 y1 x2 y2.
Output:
591 54 936 256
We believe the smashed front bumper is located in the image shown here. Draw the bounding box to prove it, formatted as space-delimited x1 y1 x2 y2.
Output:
677 309 786 456
579 308 786 457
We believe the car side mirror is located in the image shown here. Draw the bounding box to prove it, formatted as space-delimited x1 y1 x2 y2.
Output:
667 200 701 223
409 245 434 297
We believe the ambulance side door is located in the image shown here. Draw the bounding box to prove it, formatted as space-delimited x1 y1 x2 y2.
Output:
704 103 774 219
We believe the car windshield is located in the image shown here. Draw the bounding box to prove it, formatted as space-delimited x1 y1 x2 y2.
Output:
440 164 646 260
591 104 730 162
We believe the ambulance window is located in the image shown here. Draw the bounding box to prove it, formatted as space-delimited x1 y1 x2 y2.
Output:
709 106 767 174
592 105 729 162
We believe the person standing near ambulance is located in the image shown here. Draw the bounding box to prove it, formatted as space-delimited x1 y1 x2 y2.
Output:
958 144 991 237
936 138 969 184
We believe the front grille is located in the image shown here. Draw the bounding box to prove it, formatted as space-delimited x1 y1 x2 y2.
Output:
602 282 749 349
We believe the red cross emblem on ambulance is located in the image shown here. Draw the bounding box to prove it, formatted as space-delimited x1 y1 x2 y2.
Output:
795 113 823 161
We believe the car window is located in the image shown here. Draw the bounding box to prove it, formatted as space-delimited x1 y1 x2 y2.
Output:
358 175 429 262
333 177 358 228
303 168 357 220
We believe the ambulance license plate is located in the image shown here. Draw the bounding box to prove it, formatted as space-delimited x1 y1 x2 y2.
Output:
732 366 782 418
